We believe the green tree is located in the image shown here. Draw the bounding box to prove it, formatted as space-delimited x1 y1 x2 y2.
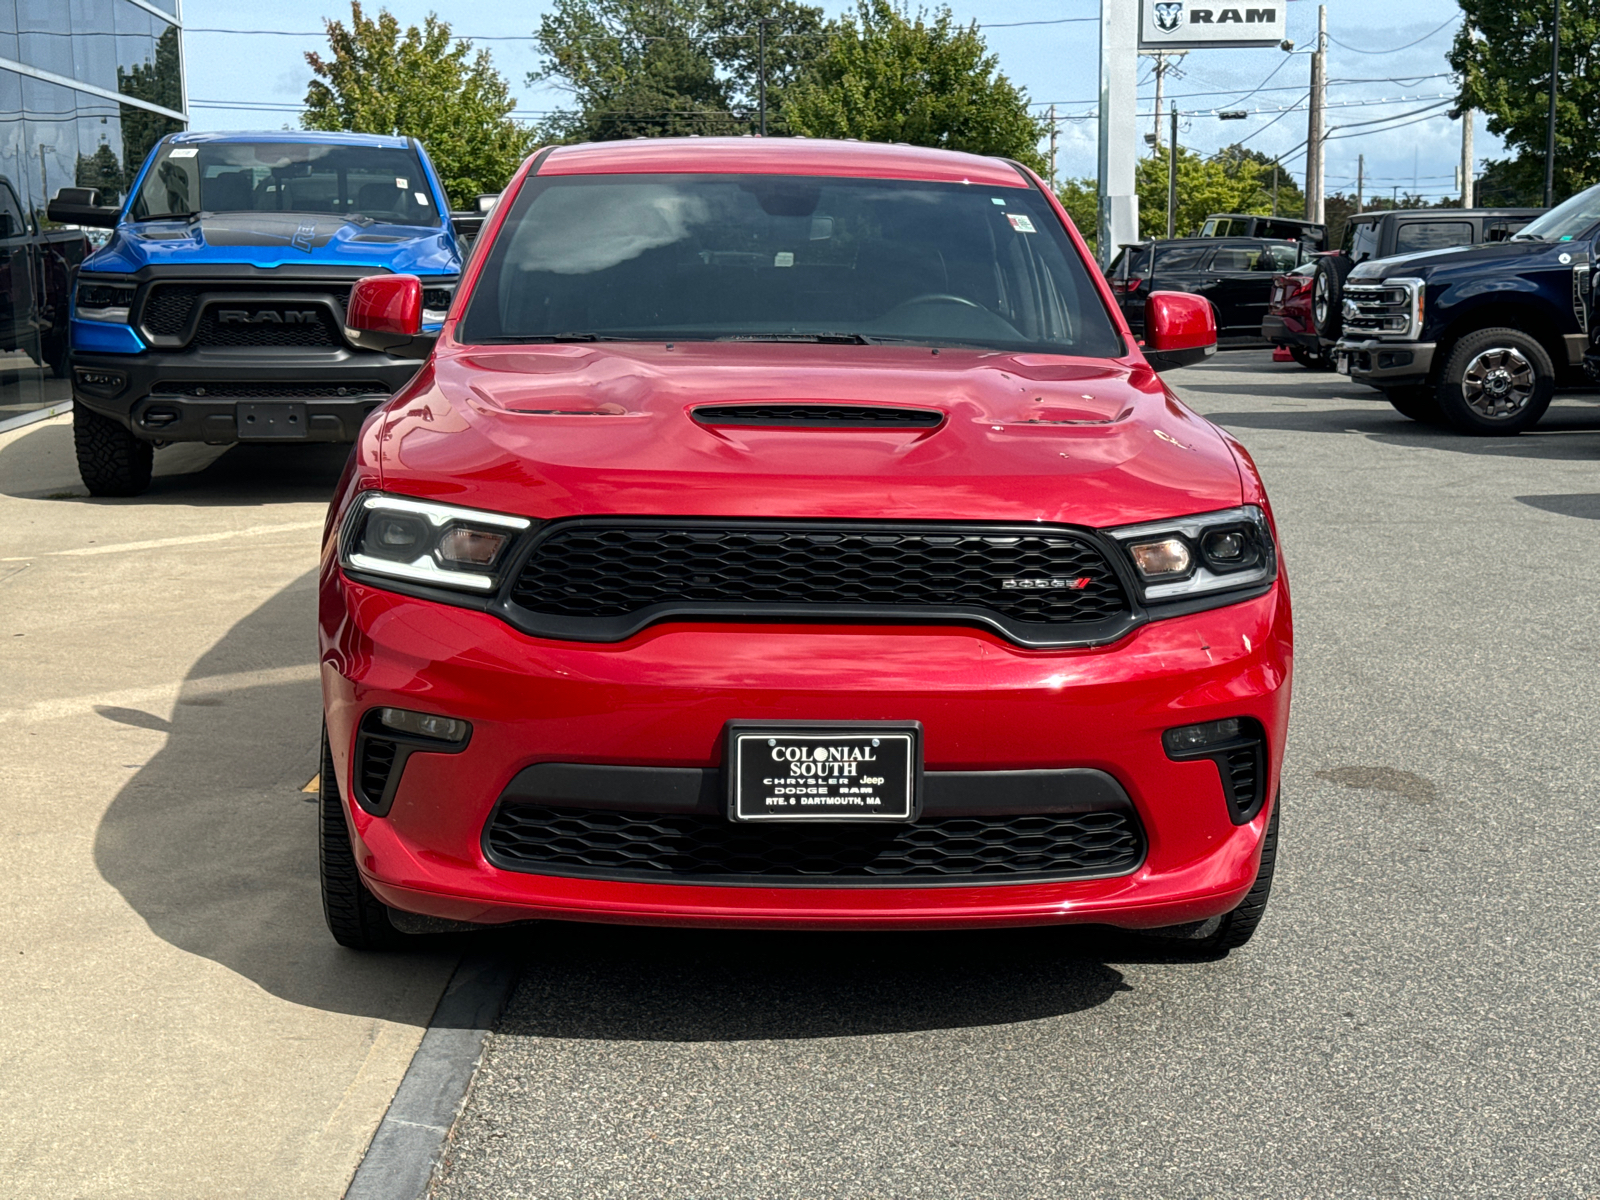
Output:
303 2 537 208
531 0 825 140
1135 145 1271 238
1055 177 1099 253
1449 0 1600 201
118 25 185 196
784 1 1046 171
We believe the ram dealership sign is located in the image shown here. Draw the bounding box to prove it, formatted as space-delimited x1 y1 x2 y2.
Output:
1139 1 1286 49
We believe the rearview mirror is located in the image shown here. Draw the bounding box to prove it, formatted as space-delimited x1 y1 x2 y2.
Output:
345 273 432 358
47 186 121 229
1143 292 1216 372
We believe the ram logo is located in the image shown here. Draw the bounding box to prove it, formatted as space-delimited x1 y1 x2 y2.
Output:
1154 2 1184 33
216 309 320 325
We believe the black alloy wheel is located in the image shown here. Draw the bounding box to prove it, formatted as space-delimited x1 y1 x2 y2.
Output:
73 404 153 497
1143 795 1279 955
1310 256 1352 341
1436 327 1555 436
319 723 404 950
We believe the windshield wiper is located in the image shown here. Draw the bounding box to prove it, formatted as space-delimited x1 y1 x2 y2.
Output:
131 210 207 224
716 332 875 344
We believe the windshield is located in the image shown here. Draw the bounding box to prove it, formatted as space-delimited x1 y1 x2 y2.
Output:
129 141 441 226
460 174 1124 355
1512 183 1600 242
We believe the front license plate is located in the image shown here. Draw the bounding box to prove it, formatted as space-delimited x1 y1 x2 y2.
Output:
237 402 309 439
726 721 922 822
1335 352 1350 375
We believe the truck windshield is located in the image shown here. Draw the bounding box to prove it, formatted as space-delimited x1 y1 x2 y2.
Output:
1511 183 1600 242
128 142 441 226
460 174 1123 355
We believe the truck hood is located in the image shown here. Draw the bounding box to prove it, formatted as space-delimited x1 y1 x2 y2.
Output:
374 342 1245 529
83 211 459 275
1349 238 1562 280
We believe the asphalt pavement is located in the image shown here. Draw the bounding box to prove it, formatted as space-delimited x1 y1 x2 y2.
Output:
430 353 1600 1198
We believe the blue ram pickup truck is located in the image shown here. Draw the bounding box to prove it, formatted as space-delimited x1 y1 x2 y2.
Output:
1333 183 1600 436
47 130 469 495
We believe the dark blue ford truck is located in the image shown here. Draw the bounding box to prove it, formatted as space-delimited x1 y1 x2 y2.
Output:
1333 185 1600 435
47 131 465 495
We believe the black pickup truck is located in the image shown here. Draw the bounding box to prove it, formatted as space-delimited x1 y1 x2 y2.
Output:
1106 237 1302 344
3 173 90 382
1332 190 1598 434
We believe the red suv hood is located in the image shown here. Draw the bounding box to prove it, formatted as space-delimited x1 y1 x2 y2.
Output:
374 342 1242 528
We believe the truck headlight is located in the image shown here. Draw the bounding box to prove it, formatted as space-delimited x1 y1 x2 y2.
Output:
340 492 533 593
1107 505 1276 601
75 281 136 323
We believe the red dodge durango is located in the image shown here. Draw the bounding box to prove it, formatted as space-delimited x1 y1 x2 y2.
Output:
318 138 1291 953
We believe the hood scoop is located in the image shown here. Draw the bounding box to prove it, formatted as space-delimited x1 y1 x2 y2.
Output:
692 404 944 428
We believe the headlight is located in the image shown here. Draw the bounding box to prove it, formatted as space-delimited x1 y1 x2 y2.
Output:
340 492 533 593
75 281 136 323
1106 505 1276 601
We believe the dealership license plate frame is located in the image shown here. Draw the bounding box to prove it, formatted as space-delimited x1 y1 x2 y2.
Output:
725 720 923 824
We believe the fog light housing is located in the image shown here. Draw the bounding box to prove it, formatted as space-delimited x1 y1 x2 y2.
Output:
1162 718 1242 754
379 707 470 742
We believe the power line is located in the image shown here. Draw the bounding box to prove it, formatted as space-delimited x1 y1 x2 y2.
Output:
1327 16 1458 55
183 16 1097 40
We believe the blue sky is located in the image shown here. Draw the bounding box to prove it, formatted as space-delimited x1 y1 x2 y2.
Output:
182 0 1496 203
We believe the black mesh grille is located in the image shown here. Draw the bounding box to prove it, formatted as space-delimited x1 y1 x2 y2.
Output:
358 737 398 802
510 524 1129 625
692 405 943 427
151 381 392 398
141 287 196 335
486 804 1144 883
1221 744 1262 812
193 308 344 348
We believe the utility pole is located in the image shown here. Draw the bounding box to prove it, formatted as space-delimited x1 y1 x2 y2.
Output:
1167 102 1178 239
1151 52 1166 144
1305 4 1326 224
1460 109 1474 207
1049 104 1058 190
1272 159 1279 216
757 18 772 137
1356 154 1364 214
1544 0 1560 207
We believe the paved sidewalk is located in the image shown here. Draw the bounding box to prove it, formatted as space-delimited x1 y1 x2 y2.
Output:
0 417 456 1198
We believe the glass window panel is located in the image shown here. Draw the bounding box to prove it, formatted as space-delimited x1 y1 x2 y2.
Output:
16 0 74 80
74 95 124 207
69 0 120 94
0 0 19 60
1393 221 1475 253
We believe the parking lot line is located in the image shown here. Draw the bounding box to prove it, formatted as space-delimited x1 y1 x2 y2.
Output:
0 663 320 726
48 521 324 557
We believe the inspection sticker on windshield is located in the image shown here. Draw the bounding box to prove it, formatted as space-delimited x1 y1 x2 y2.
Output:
395 177 408 189
170 148 198 158
1006 213 1036 233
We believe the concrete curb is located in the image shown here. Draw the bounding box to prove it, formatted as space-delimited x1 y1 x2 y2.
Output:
343 955 518 1200
0 400 72 437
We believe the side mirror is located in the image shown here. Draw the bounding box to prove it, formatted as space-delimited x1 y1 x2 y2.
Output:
345 273 432 358
47 187 120 229
450 212 485 244
1143 291 1216 372
0 213 14 239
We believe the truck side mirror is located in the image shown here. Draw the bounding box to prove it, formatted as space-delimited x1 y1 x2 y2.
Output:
0 213 14 239
47 187 121 229
1143 291 1217 372
345 274 433 358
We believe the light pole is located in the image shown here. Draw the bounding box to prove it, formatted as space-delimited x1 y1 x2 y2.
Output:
1544 0 1560 206
757 17 774 137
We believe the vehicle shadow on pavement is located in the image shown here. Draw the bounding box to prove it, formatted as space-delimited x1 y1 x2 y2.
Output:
493 922 1167 1041
92 570 468 1024
0 419 353 505
1202 404 1600 460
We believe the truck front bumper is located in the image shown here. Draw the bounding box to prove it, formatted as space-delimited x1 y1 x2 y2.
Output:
69 344 424 444
1333 338 1435 385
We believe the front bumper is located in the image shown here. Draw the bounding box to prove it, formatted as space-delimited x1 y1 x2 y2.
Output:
1333 338 1435 384
320 569 1293 932
69 344 423 444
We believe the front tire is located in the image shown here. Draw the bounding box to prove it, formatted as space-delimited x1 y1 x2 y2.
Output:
319 724 404 950
1436 327 1554 435
73 404 153 497
1144 797 1279 955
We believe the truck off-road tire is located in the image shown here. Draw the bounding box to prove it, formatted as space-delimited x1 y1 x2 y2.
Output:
1310 256 1352 341
1143 796 1279 955
319 724 404 951
1436 327 1555 436
1383 384 1445 424
73 404 153 497
1290 344 1333 371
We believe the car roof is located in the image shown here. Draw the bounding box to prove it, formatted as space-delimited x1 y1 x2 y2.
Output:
538 137 1031 187
1352 206 1543 223
165 130 416 150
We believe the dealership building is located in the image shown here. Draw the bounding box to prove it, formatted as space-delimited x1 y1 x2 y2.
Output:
1 0 187 421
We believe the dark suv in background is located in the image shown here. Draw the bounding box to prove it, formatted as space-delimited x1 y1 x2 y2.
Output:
1108 238 1302 344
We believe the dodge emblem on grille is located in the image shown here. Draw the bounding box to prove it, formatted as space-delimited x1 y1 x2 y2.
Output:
1001 576 1091 590
217 309 320 325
